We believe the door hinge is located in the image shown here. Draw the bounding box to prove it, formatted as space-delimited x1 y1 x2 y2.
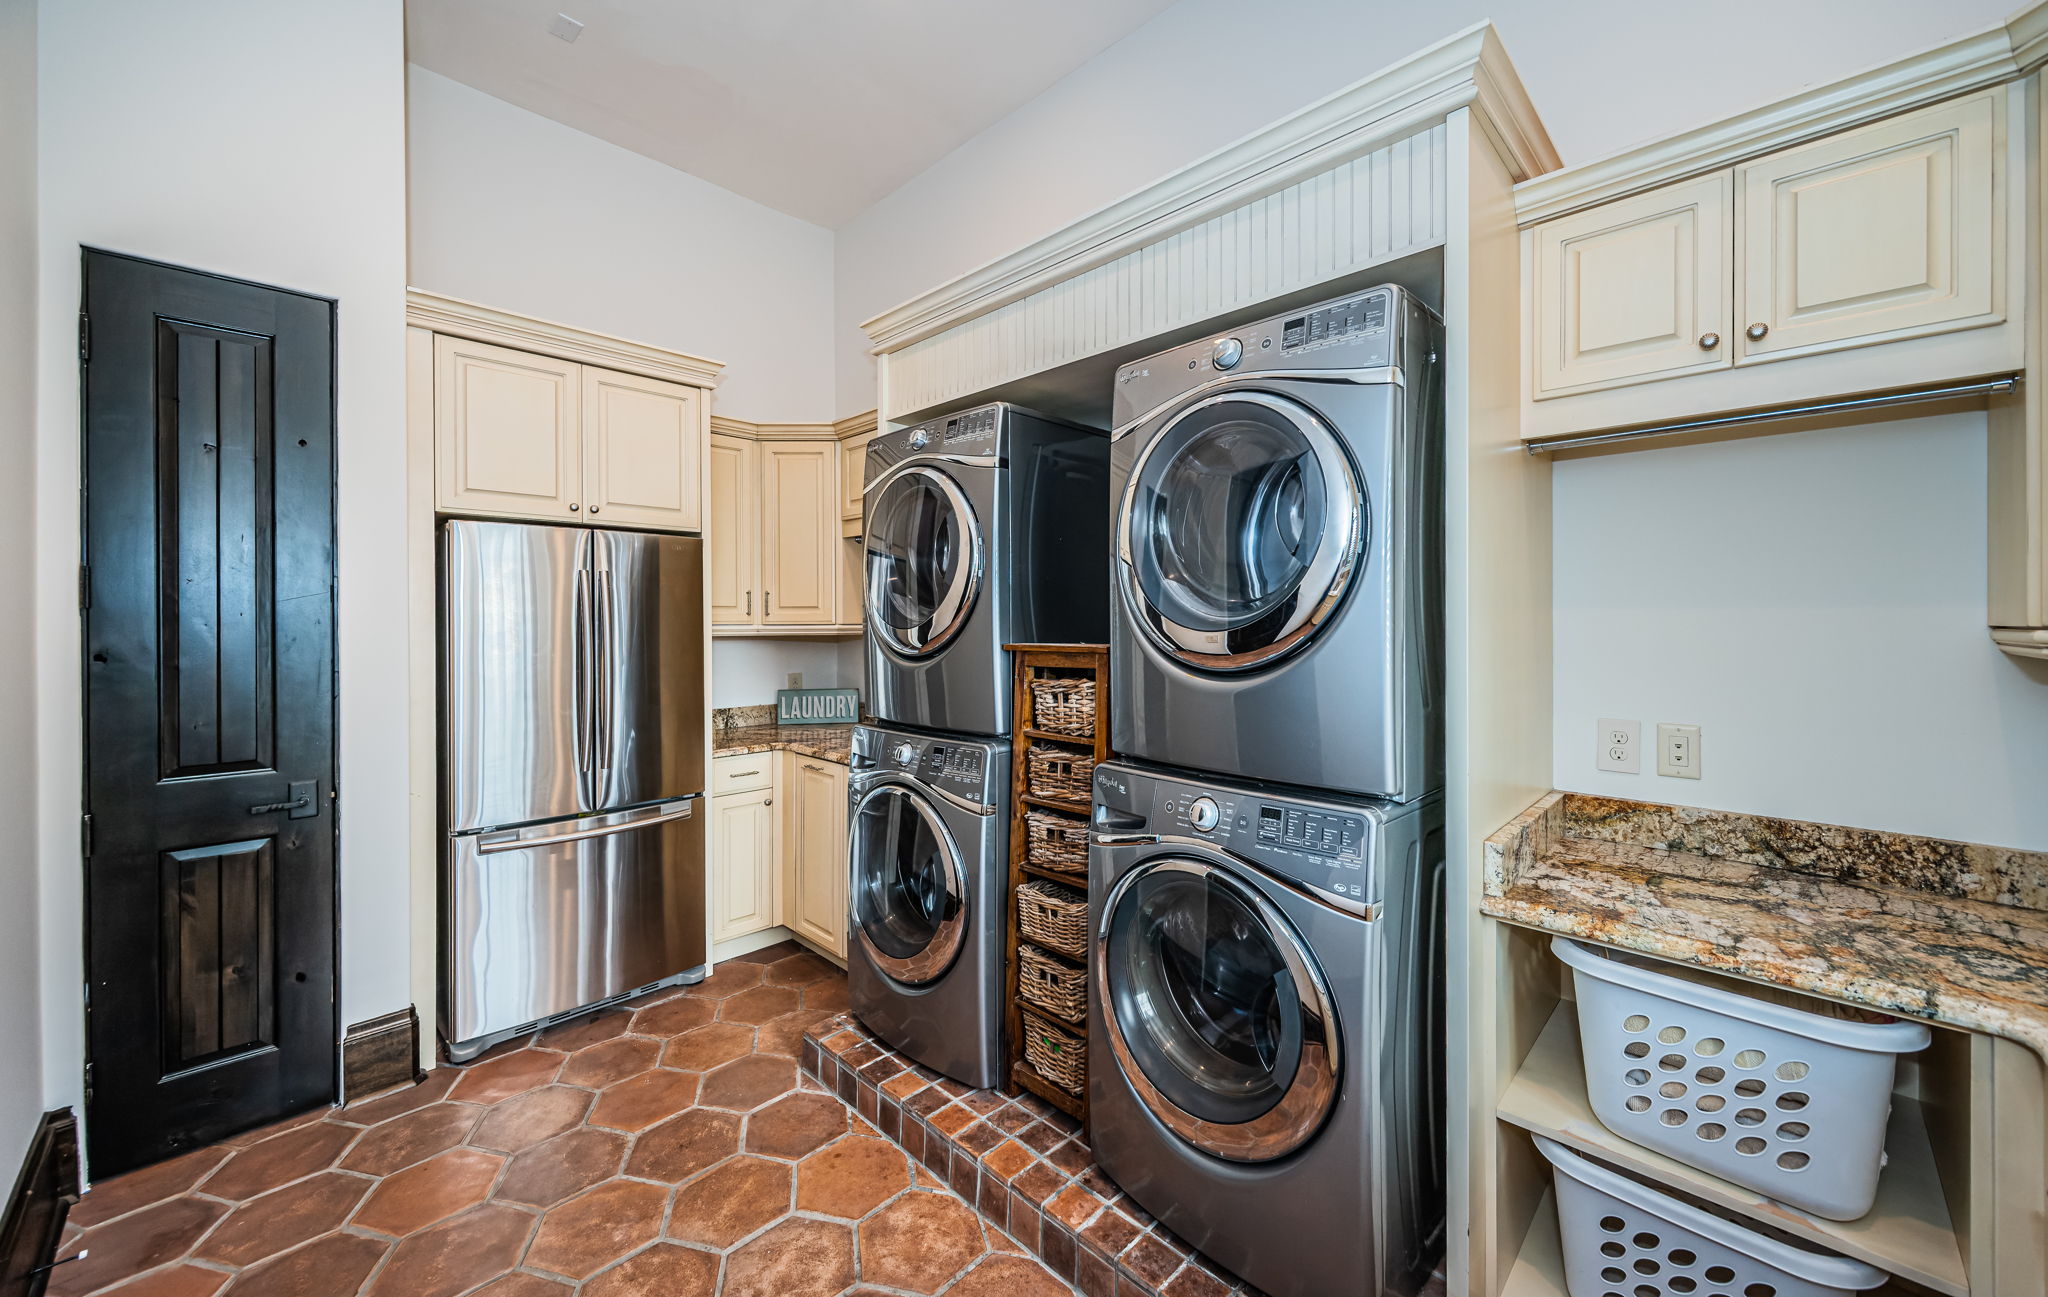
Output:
77 311 89 363
77 564 90 612
80 813 92 858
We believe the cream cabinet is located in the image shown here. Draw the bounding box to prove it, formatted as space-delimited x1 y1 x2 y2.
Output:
1736 92 1999 363
434 336 582 519
708 434 760 626
709 424 857 635
1526 89 2007 410
434 334 705 531
1532 173 1731 396
840 428 875 537
709 785 779 945
784 755 849 960
762 442 839 626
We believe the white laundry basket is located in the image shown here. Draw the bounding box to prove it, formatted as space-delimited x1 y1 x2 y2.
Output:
1553 937 1929 1220
1536 1135 1889 1297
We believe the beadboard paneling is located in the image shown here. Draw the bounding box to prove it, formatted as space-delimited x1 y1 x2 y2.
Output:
883 124 1448 420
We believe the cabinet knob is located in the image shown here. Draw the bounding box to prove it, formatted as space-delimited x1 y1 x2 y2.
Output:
764 798 773 807
569 503 579 511
1745 322 1770 341
589 505 601 515
1697 332 1720 351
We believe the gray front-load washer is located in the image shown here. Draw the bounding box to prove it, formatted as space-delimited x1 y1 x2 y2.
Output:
1109 285 1443 801
1089 760 1445 1297
847 722 1010 1088
864 401 1109 738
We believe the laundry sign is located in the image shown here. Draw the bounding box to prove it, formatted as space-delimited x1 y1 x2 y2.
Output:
777 688 861 726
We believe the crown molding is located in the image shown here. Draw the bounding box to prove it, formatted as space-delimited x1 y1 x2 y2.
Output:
710 414 840 441
833 410 880 440
860 21 1557 356
405 288 724 389
1515 3 2048 226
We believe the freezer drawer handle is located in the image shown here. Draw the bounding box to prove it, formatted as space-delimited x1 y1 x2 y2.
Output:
476 801 695 855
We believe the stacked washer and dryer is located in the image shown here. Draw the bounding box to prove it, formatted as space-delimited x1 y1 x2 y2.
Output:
1092 285 1449 1297
847 403 1108 1089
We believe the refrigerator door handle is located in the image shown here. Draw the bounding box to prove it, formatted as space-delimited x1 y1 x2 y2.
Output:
475 799 696 855
594 567 616 767
573 567 595 773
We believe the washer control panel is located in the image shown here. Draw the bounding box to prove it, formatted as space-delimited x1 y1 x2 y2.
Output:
852 724 1005 803
1095 762 1400 909
869 401 1006 477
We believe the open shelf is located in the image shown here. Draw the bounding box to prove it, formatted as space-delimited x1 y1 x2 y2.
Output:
1012 1060 1086 1121
1019 862 1089 890
1498 1191 1566 1297
1020 792 1092 816
1022 727 1096 746
1499 1004 1966 1295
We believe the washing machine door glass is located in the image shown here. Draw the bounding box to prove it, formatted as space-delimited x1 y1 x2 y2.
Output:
1098 857 1340 1162
852 783 968 985
864 466 982 657
1119 391 1362 671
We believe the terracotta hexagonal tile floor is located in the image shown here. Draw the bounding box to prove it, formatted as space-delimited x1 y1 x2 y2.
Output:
49 941 1072 1296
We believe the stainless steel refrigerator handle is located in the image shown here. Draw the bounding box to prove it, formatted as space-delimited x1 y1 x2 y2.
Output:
476 801 696 855
594 567 616 765
573 568 595 773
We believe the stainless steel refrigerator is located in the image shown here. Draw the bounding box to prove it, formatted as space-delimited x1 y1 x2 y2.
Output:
441 520 707 1060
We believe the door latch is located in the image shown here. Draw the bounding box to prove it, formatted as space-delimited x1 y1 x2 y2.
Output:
249 780 319 819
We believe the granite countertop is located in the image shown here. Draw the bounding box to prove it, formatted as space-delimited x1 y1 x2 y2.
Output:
712 722 854 764
1483 792 2048 1058
711 704 855 763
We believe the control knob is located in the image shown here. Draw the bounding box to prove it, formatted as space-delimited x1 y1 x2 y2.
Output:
1211 337 1244 370
1188 796 1220 832
908 430 930 450
892 742 917 765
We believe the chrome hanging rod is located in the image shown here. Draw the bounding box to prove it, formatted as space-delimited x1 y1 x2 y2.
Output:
1522 375 2021 456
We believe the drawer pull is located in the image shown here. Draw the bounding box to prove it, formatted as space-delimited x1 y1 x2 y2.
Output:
729 769 762 778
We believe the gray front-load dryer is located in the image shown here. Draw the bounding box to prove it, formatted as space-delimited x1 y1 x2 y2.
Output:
1089 761 1445 1297
864 401 1109 737
847 722 1010 1088
1109 285 1443 800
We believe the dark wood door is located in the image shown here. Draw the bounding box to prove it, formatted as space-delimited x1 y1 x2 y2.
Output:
81 250 338 1175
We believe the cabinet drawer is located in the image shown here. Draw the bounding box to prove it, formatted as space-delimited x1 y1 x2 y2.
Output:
712 755 775 796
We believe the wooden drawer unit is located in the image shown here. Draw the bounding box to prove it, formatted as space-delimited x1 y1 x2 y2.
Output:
711 753 775 796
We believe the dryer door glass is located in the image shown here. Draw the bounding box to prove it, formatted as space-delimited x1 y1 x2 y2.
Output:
865 466 981 657
1120 392 1362 671
851 783 967 985
1099 857 1340 1161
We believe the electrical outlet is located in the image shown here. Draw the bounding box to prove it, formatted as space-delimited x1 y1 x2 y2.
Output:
786 672 803 690
1657 723 1701 778
1596 718 1641 773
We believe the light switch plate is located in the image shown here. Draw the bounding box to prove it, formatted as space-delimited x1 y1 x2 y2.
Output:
1597 718 1640 773
1657 723 1701 778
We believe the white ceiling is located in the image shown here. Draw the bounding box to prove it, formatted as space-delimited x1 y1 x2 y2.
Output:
405 0 1180 228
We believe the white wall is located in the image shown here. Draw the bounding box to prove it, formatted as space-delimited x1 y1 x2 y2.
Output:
832 0 2014 413
407 66 835 425
36 0 411 1136
0 0 43 1155
1555 413 2048 849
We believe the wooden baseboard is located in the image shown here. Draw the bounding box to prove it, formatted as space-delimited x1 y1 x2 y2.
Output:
0 1109 78 1297
341 1008 422 1101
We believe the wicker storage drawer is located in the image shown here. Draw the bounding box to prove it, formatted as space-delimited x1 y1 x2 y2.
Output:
1016 878 1088 959
1026 808 1089 876
1028 673 1097 738
1018 943 1087 1025
1022 1007 1087 1095
1026 743 1097 803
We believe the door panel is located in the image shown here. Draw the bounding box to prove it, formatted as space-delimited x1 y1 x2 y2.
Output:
582 366 702 532
786 757 848 958
1737 91 2000 361
83 250 337 1174
591 530 705 810
711 791 777 944
762 442 837 625
708 434 756 626
435 335 581 520
442 521 591 831
1532 172 1732 396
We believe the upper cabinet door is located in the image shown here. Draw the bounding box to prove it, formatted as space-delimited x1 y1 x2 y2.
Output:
581 366 703 532
708 434 757 626
761 441 838 626
1736 91 2001 363
1532 173 1732 398
435 336 581 519
841 431 874 529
